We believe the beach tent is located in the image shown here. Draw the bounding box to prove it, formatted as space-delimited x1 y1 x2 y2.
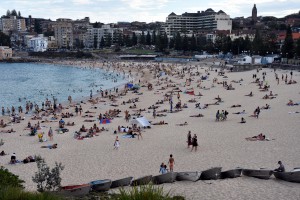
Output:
127 83 134 88
159 71 166 76
130 117 151 127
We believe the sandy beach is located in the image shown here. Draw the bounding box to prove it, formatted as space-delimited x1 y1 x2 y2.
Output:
1 60 300 200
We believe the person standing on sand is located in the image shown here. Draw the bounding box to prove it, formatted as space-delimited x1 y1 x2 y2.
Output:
153 108 156 118
48 127 53 141
137 128 143 140
168 154 175 172
187 131 192 148
114 136 120 150
191 134 198 152
75 106 79 115
79 105 82 115
68 96 72 104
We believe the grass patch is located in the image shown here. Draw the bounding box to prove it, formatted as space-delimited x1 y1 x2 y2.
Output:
0 186 63 200
115 184 185 200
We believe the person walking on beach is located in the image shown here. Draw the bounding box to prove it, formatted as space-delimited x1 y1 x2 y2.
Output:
187 131 192 148
68 95 72 104
75 106 79 115
153 108 156 119
79 105 82 115
113 136 120 150
191 134 198 152
168 154 175 172
48 127 53 141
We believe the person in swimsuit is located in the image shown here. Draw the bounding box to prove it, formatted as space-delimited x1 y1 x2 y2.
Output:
187 131 192 148
114 136 120 150
168 154 175 172
191 134 198 152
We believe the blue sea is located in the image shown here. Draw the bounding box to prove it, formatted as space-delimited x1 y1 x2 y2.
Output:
0 63 128 109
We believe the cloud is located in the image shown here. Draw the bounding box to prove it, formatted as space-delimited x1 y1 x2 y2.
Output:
121 0 169 10
72 0 92 4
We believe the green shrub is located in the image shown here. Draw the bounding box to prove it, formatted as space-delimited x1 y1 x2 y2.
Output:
0 186 64 200
32 156 64 192
115 184 184 200
0 166 24 188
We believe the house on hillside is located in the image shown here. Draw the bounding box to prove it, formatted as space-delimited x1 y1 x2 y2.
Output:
0 46 12 60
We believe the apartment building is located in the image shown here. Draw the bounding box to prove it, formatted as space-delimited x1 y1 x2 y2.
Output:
53 18 73 48
0 46 12 60
163 9 232 37
85 25 123 48
0 16 26 35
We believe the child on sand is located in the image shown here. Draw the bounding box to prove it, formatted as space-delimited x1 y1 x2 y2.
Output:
168 154 175 172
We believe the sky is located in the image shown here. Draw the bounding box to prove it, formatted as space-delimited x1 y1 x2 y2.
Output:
0 0 299 23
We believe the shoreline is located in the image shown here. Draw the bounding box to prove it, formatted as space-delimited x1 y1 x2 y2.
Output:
0 60 132 111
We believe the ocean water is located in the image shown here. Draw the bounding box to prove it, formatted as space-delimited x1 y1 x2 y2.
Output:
0 63 128 109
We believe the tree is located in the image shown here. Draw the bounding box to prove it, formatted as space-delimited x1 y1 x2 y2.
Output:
11 9 17 16
94 35 98 49
296 38 300 58
163 32 168 49
252 29 263 55
105 33 112 47
169 38 175 49
0 167 24 188
281 25 295 58
0 32 11 46
146 31 151 45
197 36 207 51
100 36 105 48
117 33 124 46
174 32 182 50
32 156 64 192
6 10 11 17
18 11 21 17
182 34 188 51
140 31 145 45
34 21 42 34
155 33 162 51
190 34 197 51
151 30 156 45
124 35 132 47
131 32 137 46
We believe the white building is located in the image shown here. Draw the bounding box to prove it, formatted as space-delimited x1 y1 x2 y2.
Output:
0 46 13 60
28 34 48 52
85 25 123 49
164 9 232 37
237 55 252 64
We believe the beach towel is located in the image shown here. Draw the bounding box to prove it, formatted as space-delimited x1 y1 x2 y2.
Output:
122 134 135 138
100 119 111 124
186 91 195 95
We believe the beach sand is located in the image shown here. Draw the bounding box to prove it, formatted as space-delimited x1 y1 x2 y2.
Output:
1 60 300 200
